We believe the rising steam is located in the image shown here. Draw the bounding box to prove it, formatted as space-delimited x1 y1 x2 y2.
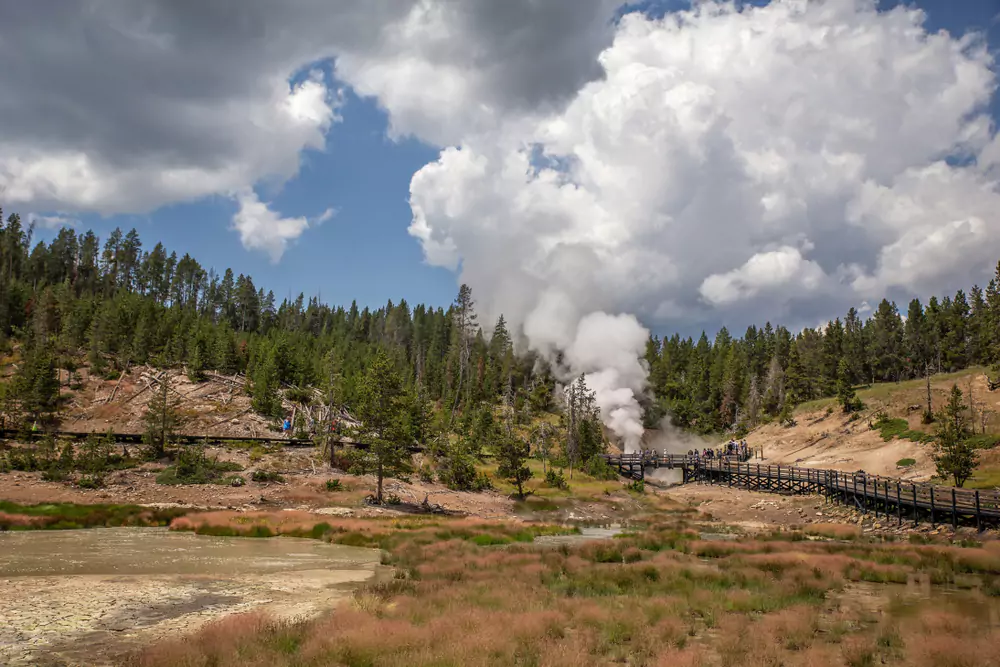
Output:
406 0 1000 451
511 288 650 450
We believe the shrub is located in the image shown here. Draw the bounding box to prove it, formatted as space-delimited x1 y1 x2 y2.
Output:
251 469 285 483
586 456 619 481
842 396 864 413
224 475 246 487
437 443 481 491
417 462 435 483
284 387 314 405
896 458 916 468
385 493 402 505
544 468 569 490
967 434 1000 449
41 467 68 482
872 414 934 444
471 471 493 492
156 448 244 485
625 479 645 494
325 478 343 491
77 474 105 489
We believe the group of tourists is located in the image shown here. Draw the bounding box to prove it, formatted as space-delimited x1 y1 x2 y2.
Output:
687 438 752 462
280 416 343 437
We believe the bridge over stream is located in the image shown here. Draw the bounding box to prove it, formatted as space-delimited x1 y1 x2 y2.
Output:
602 452 1000 531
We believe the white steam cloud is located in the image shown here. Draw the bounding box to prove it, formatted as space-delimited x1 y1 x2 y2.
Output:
406 0 1000 450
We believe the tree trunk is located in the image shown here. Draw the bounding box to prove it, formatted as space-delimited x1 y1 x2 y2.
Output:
376 460 384 504
925 364 932 416
967 376 977 434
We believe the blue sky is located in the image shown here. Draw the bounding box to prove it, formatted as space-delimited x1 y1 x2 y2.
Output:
43 84 454 312
24 0 1000 325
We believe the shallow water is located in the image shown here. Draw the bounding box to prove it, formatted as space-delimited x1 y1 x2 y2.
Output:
0 527 382 666
533 524 625 546
0 526 376 577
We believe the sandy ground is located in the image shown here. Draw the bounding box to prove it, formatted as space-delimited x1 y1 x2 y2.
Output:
754 414 936 480
0 528 382 667
663 482 987 539
749 371 1000 481
0 439 655 522
664 483 837 532
55 365 279 440
0 465 520 519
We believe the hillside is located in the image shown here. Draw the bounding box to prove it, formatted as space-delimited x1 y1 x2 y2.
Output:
751 367 1000 483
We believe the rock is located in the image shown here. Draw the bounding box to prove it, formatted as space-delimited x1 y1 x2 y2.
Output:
816 512 823 517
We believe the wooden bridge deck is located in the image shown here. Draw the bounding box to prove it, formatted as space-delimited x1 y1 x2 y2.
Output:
603 453 1000 531
0 428 319 448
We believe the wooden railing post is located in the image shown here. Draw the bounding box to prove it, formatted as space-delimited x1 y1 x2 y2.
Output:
862 475 868 514
896 480 903 526
976 490 982 533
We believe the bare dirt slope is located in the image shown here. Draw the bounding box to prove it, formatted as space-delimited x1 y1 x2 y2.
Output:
750 369 1000 480
57 365 276 439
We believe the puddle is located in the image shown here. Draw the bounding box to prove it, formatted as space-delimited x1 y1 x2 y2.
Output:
0 527 382 666
0 526 376 576
698 532 740 541
533 524 625 546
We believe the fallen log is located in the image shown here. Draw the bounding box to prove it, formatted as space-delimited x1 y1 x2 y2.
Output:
104 361 131 404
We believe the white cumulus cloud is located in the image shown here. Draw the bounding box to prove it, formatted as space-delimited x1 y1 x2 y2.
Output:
231 190 329 264
26 213 79 230
404 0 1000 446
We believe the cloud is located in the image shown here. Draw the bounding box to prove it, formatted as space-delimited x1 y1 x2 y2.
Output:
0 1 617 259
407 0 1000 336
0 1 613 205
401 0 1000 445
26 213 79 230
231 190 316 264
315 207 337 225
699 246 827 306
333 0 620 145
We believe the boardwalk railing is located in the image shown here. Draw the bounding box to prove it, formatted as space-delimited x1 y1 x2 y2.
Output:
0 428 317 448
0 428 429 453
602 453 1000 530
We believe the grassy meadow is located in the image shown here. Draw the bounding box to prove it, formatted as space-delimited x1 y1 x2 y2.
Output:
126 499 1000 667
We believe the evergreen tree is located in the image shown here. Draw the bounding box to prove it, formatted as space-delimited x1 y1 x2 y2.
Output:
351 350 414 504
496 431 532 499
933 385 978 487
250 349 282 419
837 358 862 413
448 284 478 427
17 336 59 421
143 377 182 459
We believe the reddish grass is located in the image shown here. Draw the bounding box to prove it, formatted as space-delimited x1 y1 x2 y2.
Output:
130 513 1000 667
805 522 862 540
0 511 47 528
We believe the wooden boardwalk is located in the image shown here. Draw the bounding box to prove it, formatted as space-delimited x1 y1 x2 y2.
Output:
0 428 428 455
603 452 1000 531
0 427 317 448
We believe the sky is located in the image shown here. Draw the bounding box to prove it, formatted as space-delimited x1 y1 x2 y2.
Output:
4 0 1000 342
